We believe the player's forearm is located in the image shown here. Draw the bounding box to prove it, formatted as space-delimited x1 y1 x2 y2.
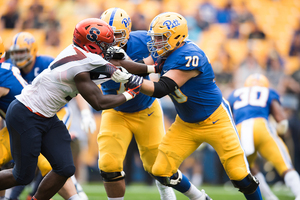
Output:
118 59 148 74
141 79 155 96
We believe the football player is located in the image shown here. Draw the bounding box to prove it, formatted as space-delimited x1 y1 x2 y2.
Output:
5 31 93 200
227 73 300 200
0 36 82 200
98 7 176 200
0 18 140 200
111 12 264 200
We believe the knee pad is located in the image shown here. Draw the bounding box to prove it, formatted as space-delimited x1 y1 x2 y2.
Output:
152 170 182 186
231 174 259 195
100 170 125 182
54 165 75 178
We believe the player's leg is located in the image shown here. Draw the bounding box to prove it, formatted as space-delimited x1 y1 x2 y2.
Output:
133 100 176 200
0 126 14 197
209 100 262 200
151 116 212 200
237 118 278 200
33 117 75 200
58 105 88 199
255 118 300 199
0 100 42 190
97 109 132 199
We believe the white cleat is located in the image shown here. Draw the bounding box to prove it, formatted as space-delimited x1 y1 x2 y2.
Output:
199 189 212 200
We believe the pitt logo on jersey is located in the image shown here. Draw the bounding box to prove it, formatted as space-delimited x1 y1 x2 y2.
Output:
122 17 131 28
163 19 180 30
87 27 100 42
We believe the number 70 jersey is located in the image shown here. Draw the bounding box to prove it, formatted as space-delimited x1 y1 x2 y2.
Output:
227 86 280 125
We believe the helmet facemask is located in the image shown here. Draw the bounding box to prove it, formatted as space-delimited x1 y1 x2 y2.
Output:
10 48 33 69
97 40 115 61
113 27 128 47
147 31 172 58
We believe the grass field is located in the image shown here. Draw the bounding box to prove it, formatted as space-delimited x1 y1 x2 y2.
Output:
19 182 295 200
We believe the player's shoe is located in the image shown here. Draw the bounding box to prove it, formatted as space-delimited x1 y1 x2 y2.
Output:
75 183 88 200
199 189 212 200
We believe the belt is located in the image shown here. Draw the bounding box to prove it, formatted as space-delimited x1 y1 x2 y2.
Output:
26 106 47 118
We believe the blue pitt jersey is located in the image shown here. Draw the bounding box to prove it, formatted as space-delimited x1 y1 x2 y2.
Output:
6 55 54 83
162 40 222 123
227 86 280 125
0 63 27 118
101 31 155 112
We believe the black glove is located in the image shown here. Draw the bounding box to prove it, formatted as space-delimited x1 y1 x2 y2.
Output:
154 57 166 73
126 75 144 98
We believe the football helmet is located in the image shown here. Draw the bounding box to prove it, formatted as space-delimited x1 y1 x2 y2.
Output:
9 32 38 69
100 8 131 47
147 12 188 58
73 18 115 60
244 73 269 87
0 36 5 59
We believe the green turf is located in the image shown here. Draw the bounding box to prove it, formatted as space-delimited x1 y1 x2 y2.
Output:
20 182 295 200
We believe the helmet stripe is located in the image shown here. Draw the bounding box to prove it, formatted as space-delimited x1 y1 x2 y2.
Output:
14 32 22 45
109 8 118 26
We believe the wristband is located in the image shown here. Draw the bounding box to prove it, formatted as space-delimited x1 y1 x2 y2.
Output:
147 65 156 73
122 91 134 101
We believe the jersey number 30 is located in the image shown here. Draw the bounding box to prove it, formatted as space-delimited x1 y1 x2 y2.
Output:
233 86 269 109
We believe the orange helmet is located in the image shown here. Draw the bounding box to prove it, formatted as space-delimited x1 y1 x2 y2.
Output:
244 73 269 87
73 18 115 59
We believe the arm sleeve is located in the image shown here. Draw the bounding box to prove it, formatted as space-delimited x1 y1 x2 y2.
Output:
152 76 178 98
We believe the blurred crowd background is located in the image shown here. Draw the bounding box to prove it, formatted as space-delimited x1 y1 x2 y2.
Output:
1 0 300 191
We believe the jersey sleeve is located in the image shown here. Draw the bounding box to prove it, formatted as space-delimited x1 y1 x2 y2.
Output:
269 88 281 104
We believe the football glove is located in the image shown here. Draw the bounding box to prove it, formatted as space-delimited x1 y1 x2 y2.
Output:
154 57 166 73
112 46 129 60
111 67 131 83
123 75 143 100
80 109 97 134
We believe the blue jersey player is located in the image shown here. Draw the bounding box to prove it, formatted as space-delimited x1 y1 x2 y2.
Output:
227 73 300 200
99 7 176 200
112 12 263 200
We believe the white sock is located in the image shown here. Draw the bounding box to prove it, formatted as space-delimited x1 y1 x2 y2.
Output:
68 194 81 200
284 170 300 198
155 180 177 200
183 184 203 200
255 172 279 200
107 198 124 200
191 173 203 187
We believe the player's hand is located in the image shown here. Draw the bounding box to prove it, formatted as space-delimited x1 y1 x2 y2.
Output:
112 46 129 60
154 57 166 73
126 75 143 98
111 67 131 83
80 109 96 134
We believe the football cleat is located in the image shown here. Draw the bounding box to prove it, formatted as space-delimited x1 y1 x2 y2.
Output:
199 189 212 200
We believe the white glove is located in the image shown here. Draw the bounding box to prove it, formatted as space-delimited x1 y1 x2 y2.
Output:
111 68 132 83
80 109 96 134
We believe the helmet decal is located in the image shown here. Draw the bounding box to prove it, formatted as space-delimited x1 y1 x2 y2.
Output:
87 27 100 42
122 17 131 28
163 19 180 30
108 8 118 26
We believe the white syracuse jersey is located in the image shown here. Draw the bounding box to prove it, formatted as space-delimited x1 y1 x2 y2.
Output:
16 44 116 118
